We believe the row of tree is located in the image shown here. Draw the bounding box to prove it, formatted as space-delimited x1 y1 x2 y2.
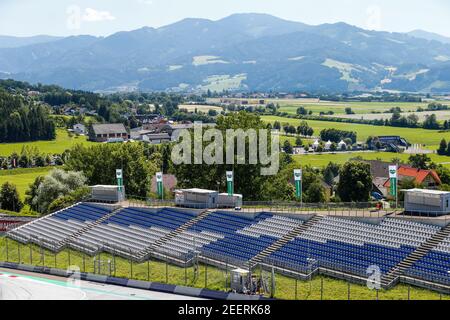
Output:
320 129 357 144
0 89 56 142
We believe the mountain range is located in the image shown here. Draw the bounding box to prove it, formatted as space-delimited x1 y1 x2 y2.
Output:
1 13 450 94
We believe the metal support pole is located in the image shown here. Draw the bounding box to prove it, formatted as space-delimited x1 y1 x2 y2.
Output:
205 263 208 288
17 243 20 264
6 237 8 261
130 258 133 279
320 277 323 300
271 265 275 299
148 260 151 282
225 259 228 290
347 282 351 301
68 248 71 266
29 242 32 265
41 242 44 266
54 251 57 268
295 278 298 300
113 249 116 277
83 253 86 273
165 257 168 284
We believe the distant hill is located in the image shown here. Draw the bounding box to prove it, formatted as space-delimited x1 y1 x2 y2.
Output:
408 30 450 45
0 35 62 48
1 14 450 93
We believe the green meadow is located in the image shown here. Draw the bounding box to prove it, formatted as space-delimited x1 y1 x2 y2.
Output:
0 167 53 200
293 152 450 168
0 129 94 156
274 100 435 115
262 115 450 148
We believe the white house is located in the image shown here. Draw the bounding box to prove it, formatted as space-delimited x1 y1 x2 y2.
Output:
73 123 86 135
312 140 320 150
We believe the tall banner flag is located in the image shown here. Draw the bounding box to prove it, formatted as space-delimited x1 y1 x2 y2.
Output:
226 171 234 196
116 169 123 192
156 172 164 198
294 169 302 200
389 165 398 197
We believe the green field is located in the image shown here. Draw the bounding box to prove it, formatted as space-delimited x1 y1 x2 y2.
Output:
293 152 450 168
0 167 52 199
0 238 447 300
263 115 450 147
273 100 435 115
0 129 94 156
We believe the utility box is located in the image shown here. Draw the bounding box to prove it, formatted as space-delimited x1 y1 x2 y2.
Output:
218 193 243 208
174 188 219 209
91 185 126 203
403 188 450 215
230 268 251 294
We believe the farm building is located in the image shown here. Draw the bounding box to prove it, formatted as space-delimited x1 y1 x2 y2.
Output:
89 124 129 142
73 123 86 135
403 189 450 215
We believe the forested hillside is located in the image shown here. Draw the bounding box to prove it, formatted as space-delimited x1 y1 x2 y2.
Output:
0 89 55 142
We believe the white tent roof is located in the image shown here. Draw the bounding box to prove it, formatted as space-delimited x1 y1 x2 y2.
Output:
325 140 332 146
338 140 346 145
313 140 320 146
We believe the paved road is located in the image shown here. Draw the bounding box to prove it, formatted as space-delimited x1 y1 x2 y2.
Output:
0 268 203 300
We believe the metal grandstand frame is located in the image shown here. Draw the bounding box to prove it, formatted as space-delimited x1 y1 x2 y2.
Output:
2 198 449 296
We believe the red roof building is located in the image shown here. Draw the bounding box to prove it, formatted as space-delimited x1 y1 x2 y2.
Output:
384 166 441 189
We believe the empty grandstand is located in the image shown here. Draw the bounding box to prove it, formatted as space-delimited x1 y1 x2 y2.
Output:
3 202 450 294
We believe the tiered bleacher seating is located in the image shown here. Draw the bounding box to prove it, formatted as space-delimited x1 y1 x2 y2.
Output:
406 235 450 285
181 212 302 263
73 207 196 253
8 203 449 288
266 217 441 276
9 203 113 244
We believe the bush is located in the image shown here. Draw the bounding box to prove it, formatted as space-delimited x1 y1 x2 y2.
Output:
0 182 23 212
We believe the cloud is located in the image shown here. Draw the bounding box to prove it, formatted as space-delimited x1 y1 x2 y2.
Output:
82 8 116 22
137 0 154 4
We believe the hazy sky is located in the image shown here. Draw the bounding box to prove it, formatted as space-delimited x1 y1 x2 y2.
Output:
1 0 450 37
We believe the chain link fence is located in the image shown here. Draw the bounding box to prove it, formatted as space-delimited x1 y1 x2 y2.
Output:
0 236 448 300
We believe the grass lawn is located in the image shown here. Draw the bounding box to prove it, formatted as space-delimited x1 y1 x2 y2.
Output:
262 115 450 147
0 238 447 300
179 104 223 113
0 129 94 156
293 152 450 168
0 167 53 199
272 100 436 115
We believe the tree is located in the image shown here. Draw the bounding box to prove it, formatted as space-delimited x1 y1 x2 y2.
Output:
25 176 45 211
283 140 293 154
296 106 308 115
273 121 281 130
31 169 87 214
345 107 354 115
304 181 326 203
337 161 372 202
438 139 447 156
0 182 23 212
423 114 440 129
171 111 284 201
320 129 356 144
65 143 157 197
330 142 337 152
408 154 431 170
